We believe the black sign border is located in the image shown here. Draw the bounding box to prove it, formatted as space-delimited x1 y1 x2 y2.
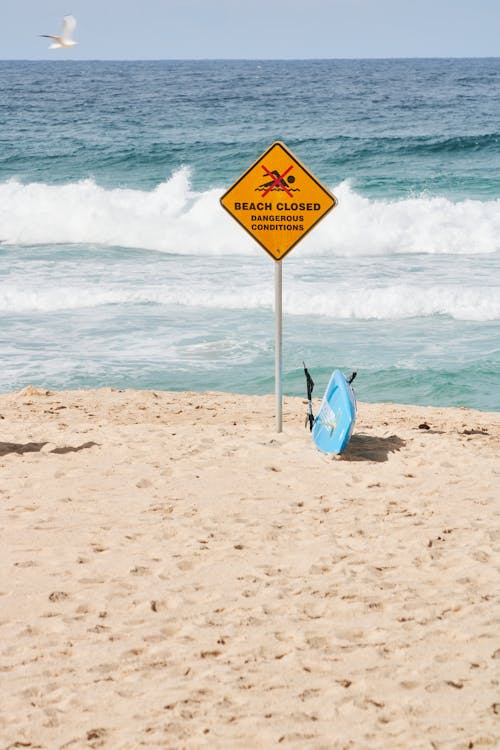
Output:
220 141 337 262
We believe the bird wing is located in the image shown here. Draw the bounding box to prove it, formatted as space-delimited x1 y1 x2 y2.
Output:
61 15 77 42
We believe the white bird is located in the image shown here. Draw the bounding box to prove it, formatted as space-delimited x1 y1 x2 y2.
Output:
40 15 78 49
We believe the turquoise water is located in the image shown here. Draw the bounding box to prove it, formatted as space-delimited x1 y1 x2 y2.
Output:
1 59 499 410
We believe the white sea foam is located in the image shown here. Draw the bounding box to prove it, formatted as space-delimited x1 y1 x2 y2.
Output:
1 170 500 256
2 282 499 321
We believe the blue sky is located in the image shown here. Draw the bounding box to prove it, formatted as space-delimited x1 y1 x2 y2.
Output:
1 0 499 60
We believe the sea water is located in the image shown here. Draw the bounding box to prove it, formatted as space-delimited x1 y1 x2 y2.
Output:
0 59 499 411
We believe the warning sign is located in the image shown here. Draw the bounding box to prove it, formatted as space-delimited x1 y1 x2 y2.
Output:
220 141 337 261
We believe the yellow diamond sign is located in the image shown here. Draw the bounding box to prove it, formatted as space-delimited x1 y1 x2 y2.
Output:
220 141 337 261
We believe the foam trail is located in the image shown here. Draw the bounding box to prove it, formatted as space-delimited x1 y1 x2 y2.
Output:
1 171 500 255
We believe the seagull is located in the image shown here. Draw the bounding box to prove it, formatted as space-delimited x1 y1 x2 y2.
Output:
40 15 78 49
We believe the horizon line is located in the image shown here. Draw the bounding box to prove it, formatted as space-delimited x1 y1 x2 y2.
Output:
1 55 500 63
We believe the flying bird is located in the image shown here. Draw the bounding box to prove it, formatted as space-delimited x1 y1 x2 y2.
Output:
40 15 78 49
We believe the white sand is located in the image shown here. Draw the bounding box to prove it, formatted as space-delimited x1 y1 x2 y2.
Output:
1 387 499 749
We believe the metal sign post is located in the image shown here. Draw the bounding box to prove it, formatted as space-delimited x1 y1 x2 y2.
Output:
220 141 337 433
275 261 283 432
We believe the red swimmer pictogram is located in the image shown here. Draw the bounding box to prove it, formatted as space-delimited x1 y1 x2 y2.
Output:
256 164 299 197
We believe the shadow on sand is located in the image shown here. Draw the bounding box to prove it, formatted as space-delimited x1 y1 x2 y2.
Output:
0 441 99 457
342 433 406 462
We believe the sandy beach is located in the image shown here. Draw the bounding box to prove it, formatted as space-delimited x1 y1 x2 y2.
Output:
0 386 499 749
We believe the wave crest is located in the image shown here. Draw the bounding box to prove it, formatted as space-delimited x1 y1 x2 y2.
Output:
1 171 499 256
1 283 498 321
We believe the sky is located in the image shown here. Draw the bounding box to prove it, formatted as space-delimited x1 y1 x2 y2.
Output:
0 0 499 60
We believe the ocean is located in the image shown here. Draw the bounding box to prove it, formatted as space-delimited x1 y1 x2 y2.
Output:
1 58 499 411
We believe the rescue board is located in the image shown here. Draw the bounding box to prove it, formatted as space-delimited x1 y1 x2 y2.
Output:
312 369 356 455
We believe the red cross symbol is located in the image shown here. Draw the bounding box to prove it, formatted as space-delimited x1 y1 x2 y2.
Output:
261 164 294 197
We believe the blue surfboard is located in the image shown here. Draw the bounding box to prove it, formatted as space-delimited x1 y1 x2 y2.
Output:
312 369 356 455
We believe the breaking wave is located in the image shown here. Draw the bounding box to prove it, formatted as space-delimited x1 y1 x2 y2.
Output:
1 169 500 256
1 282 499 321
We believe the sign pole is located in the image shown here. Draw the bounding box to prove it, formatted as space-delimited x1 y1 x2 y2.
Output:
219 141 337 435
275 260 283 433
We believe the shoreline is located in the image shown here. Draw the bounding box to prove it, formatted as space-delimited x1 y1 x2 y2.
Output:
1 387 499 748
